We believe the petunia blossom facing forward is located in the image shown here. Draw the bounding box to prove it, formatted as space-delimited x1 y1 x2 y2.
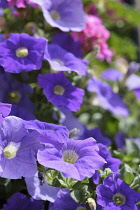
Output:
30 0 86 32
96 173 140 210
0 116 41 179
38 72 84 112
0 33 47 73
37 137 106 181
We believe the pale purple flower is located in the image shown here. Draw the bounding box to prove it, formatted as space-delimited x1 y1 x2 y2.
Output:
101 68 123 81
44 44 87 76
38 72 84 112
87 77 129 116
0 116 41 179
25 171 59 201
37 137 106 181
31 0 86 32
126 61 140 76
0 33 47 73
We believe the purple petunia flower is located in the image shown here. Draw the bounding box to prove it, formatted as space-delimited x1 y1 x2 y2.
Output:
115 131 126 150
0 0 8 8
126 74 140 100
30 0 86 32
25 171 59 201
96 173 140 210
0 102 12 124
0 116 41 179
52 32 83 58
126 61 140 76
1 192 44 210
0 68 34 120
49 189 86 210
44 44 87 76
87 77 129 116
37 136 106 181
38 72 84 112
0 33 47 73
101 68 123 81
80 126 111 146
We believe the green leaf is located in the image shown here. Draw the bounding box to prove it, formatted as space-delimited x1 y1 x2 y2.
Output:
70 185 88 204
120 164 134 184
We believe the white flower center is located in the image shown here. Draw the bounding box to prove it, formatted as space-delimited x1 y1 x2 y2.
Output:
3 142 20 159
50 10 60 20
16 47 28 57
113 193 126 205
8 91 21 103
63 150 79 164
54 85 65 95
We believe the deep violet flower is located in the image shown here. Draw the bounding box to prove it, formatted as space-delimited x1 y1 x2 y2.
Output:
96 173 140 210
0 102 12 124
38 72 84 112
87 77 129 116
0 68 34 120
49 189 86 210
30 0 86 32
80 126 111 146
37 137 106 181
0 33 47 73
25 171 59 201
0 0 8 8
1 192 44 210
101 68 123 81
115 131 126 150
0 116 41 179
44 44 87 76
52 32 83 58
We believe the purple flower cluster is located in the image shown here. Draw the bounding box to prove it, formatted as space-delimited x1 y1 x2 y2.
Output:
1 1 140 210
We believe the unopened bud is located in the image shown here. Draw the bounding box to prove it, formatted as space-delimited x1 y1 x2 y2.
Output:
87 198 96 210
